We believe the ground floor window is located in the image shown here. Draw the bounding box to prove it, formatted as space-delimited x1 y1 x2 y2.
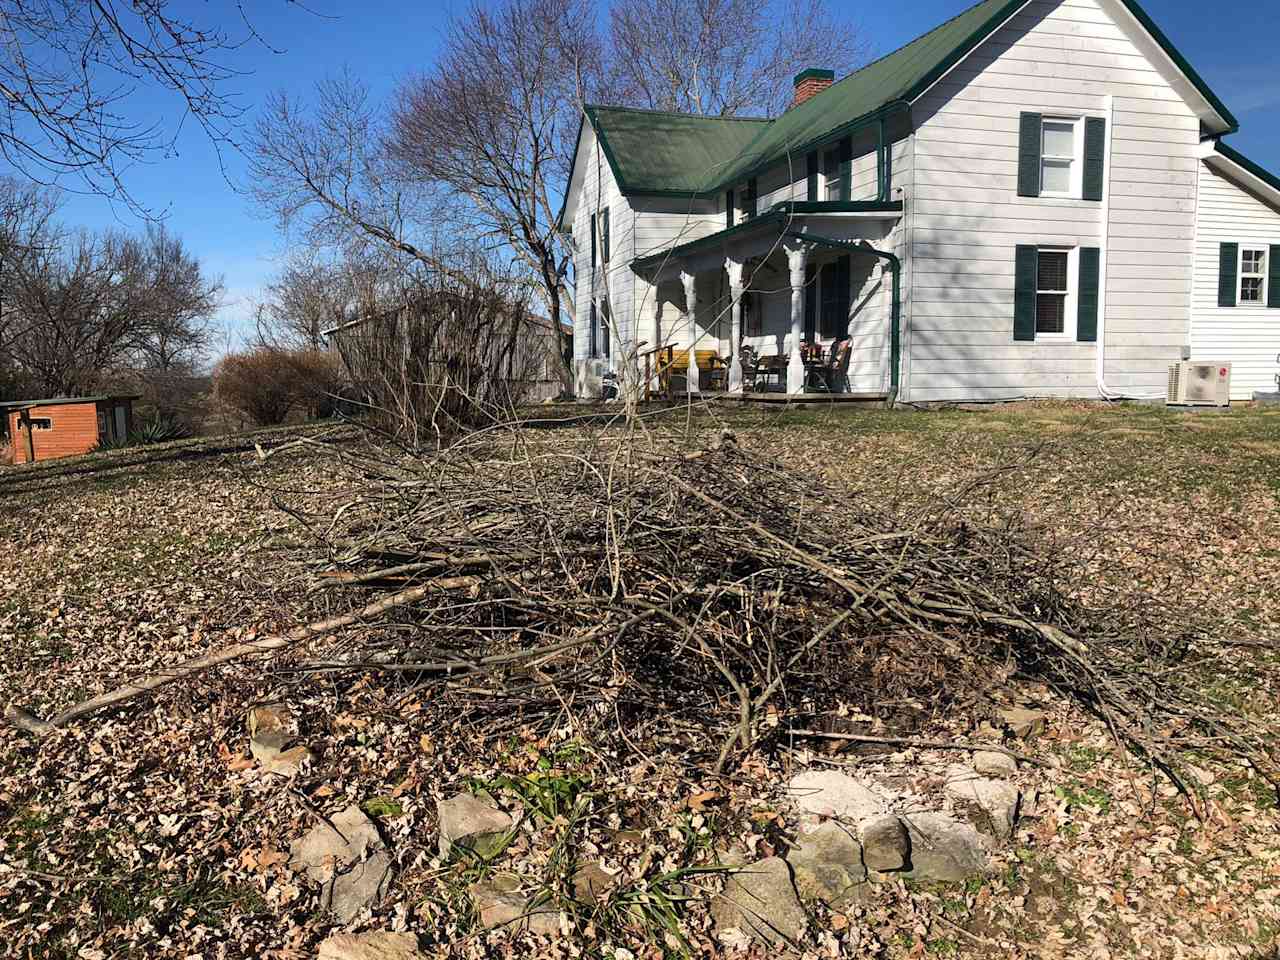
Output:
1240 247 1267 304
1036 249 1070 336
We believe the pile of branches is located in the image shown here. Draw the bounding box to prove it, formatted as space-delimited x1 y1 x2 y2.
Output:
256 420 1275 792
10 417 1274 802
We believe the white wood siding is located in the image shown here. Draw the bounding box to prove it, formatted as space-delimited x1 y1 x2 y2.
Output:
904 0 1200 402
571 128 634 378
1190 163 1280 399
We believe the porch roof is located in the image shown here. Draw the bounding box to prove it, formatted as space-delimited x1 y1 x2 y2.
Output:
630 200 903 272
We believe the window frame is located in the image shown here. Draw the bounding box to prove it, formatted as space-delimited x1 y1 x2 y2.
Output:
1039 116 1084 200
822 148 840 201
1033 246 1078 341
1238 246 1268 307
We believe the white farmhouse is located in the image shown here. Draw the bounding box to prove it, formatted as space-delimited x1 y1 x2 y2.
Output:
559 0 1280 403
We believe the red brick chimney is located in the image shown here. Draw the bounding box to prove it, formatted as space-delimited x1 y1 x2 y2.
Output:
791 68 834 109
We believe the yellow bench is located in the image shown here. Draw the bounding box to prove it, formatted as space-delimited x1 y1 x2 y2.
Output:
660 349 722 373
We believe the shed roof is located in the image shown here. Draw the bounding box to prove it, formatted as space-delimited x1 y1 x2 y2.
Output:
0 395 138 410
577 0 1238 200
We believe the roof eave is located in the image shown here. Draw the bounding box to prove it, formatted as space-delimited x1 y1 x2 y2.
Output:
1202 140 1280 211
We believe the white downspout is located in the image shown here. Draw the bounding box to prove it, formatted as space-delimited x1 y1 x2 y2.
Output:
1095 93 1116 398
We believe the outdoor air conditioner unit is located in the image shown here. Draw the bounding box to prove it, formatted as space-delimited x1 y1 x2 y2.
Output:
1166 361 1231 407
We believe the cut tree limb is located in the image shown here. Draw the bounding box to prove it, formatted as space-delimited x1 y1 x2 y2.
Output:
3 579 473 737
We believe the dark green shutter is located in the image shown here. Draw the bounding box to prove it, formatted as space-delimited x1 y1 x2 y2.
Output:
746 178 758 218
1269 245 1280 307
601 209 610 262
1014 245 1037 340
806 153 818 202
803 264 817 343
1218 242 1238 307
589 301 598 357
838 137 852 202
1018 112 1042 198
821 255 850 338
726 189 734 229
1077 247 1100 342
837 255 851 339
1083 118 1106 201
589 215 596 271
602 300 611 357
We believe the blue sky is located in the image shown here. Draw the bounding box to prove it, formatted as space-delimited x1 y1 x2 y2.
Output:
31 0 1280 354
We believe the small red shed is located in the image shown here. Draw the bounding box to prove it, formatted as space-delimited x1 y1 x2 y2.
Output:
1 395 138 464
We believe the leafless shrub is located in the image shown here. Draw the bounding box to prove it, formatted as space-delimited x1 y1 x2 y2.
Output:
328 259 541 447
213 347 305 427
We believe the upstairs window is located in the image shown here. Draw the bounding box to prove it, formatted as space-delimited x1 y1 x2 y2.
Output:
1040 118 1079 196
596 209 611 263
1036 249 1070 336
1240 247 1267 304
823 149 839 200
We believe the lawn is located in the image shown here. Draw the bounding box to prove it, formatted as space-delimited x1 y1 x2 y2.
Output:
0 402 1277 959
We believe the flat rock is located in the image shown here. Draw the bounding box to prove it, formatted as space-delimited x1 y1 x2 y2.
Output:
944 766 1020 839
329 849 393 923
248 703 311 777
572 861 617 904
972 750 1017 778
785 769 885 823
900 813 990 883
289 805 390 921
471 873 561 935
248 703 293 737
712 856 807 945
860 815 909 872
787 821 866 905
317 930 426 960
998 707 1046 741
438 793 514 860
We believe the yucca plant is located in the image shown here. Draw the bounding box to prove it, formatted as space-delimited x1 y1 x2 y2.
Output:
130 415 192 445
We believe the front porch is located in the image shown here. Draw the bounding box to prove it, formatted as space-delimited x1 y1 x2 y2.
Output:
629 202 902 403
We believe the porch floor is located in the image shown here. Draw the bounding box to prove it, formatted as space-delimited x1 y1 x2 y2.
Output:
716 391 888 405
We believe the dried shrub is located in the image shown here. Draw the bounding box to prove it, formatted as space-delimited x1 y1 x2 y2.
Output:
212 347 304 427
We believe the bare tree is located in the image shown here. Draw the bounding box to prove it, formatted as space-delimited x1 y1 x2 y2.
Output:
0 2 297 211
0 178 61 355
258 251 395 350
609 0 868 117
386 0 602 396
247 71 452 283
2 225 220 396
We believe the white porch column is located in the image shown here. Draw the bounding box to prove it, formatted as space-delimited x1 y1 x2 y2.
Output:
680 268 699 395
784 242 808 394
725 257 745 393
650 292 664 392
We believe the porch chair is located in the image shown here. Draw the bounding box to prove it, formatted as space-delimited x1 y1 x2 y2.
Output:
813 339 851 392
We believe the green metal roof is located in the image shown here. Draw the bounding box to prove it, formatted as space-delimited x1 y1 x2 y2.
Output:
584 106 768 195
582 0 1238 199
631 201 904 271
